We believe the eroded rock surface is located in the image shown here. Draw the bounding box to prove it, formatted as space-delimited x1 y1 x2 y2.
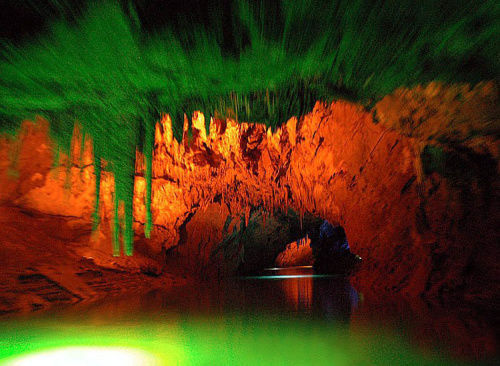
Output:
1 83 498 306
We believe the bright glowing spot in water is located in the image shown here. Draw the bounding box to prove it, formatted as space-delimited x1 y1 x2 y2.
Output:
243 274 334 280
264 266 313 271
4 347 160 366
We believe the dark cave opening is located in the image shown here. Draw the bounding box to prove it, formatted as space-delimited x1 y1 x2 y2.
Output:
210 209 360 276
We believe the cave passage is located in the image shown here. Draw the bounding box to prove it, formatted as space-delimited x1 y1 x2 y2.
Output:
285 221 359 269
0 1 498 365
208 209 329 275
262 212 361 275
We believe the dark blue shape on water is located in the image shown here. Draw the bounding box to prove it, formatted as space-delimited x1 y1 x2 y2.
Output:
319 220 350 253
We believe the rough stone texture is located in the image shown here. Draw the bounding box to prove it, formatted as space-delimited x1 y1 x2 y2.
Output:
1 83 498 307
0 117 53 204
0 205 186 315
275 237 313 267
167 202 233 278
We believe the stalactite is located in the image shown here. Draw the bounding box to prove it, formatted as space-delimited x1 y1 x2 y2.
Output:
144 120 154 238
92 153 101 231
113 186 120 256
6 133 20 178
245 205 250 227
63 157 72 191
52 145 60 170
112 155 137 256
123 191 134 256
79 131 86 168
0 0 493 261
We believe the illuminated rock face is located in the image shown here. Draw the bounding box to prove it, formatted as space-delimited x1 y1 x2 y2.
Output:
1 83 498 302
275 237 313 267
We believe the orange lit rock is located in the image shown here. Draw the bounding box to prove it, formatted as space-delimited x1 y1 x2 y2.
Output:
275 236 313 267
0 118 53 203
168 202 237 278
1 83 498 304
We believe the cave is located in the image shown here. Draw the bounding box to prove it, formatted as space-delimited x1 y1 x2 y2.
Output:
0 1 499 365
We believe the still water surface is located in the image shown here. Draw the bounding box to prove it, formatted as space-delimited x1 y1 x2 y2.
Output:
0 267 496 365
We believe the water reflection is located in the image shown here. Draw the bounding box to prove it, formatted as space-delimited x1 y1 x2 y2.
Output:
63 266 496 362
1 267 497 364
65 267 359 322
277 268 314 311
262 267 359 322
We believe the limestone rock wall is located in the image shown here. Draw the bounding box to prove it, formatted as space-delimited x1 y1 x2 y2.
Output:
1 83 498 305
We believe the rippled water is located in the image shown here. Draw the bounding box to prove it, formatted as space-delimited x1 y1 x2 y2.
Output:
0 267 497 365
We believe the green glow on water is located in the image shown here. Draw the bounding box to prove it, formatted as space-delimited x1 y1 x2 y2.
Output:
2 346 160 366
0 316 465 366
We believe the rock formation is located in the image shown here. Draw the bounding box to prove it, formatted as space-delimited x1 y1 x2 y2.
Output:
1 82 498 307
